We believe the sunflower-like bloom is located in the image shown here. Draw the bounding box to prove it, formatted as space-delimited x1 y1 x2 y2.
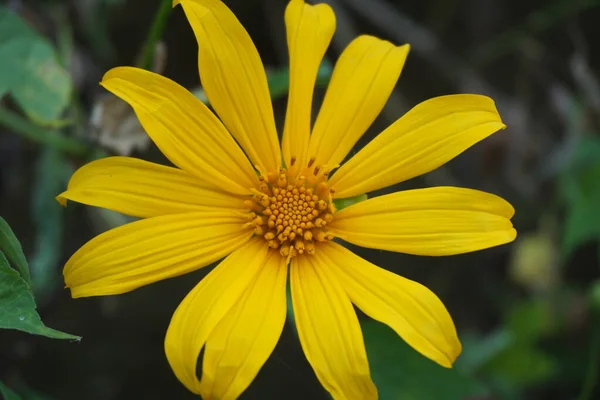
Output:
58 0 516 398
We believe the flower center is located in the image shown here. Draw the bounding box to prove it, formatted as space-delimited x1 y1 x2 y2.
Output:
244 157 336 260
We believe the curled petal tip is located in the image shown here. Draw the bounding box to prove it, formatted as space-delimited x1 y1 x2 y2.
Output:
56 193 67 207
99 66 122 85
395 43 410 54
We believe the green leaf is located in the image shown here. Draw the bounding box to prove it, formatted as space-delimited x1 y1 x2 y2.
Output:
476 299 559 389
0 216 30 284
590 280 600 314
562 199 600 258
558 137 600 258
455 329 513 374
0 252 81 340
483 344 557 387
0 381 22 400
0 7 36 55
362 320 488 399
20 386 53 400
505 299 556 344
333 193 368 211
0 7 72 123
0 383 51 400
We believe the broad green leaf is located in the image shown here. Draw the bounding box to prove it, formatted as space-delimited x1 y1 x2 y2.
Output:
29 148 74 303
0 381 21 400
0 6 35 40
362 320 488 399
0 216 30 284
0 252 80 340
0 7 72 122
0 8 34 97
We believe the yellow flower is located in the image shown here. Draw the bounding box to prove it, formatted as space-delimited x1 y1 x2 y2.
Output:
58 0 516 398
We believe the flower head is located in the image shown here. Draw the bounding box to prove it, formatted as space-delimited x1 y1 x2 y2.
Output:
58 0 516 398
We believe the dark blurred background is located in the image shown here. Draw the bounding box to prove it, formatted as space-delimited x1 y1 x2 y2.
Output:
1 0 600 399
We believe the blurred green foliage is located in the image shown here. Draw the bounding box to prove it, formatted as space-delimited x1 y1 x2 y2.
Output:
0 381 52 400
0 7 71 124
0 0 599 399
483 300 558 389
28 149 74 303
559 137 600 259
363 320 488 399
0 381 21 400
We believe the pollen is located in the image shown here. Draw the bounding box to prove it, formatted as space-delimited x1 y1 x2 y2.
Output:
244 157 336 261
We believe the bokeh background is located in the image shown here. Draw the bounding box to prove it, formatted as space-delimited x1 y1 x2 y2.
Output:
1 0 600 399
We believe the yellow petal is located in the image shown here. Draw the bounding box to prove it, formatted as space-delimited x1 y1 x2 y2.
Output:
198 251 287 399
56 156 245 217
329 94 506 198
64 212 252 297
164 238 270 394
320 242 461 367
329 187 516 256
177 0 280 173
308 36 409 169
101 67 257 195
291 255 377 399
282 0 335 170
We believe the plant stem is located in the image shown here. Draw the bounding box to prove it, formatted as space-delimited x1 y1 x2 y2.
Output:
140 0 173 71
0 107 89 156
